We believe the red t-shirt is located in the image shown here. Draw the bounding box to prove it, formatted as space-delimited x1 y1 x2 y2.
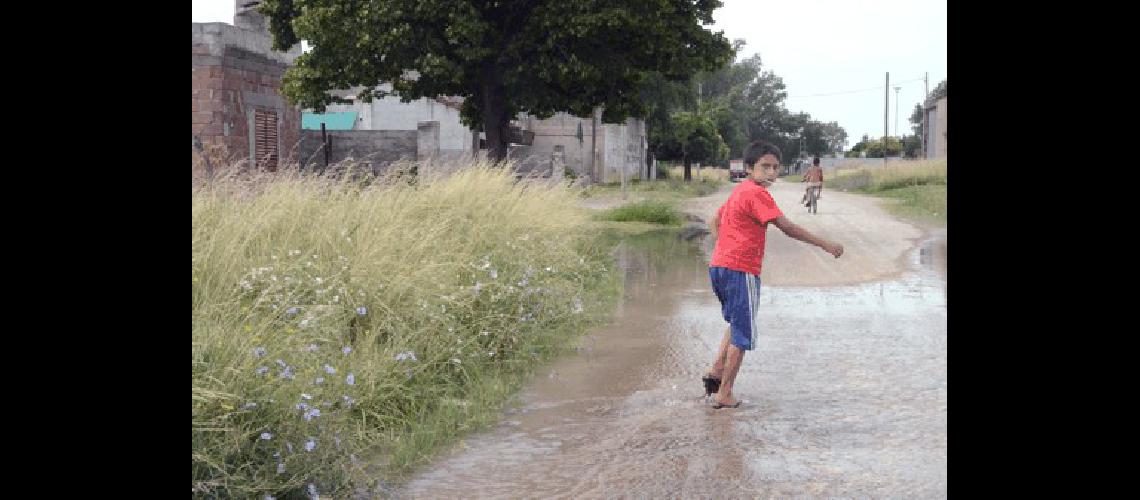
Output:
710 180 784 276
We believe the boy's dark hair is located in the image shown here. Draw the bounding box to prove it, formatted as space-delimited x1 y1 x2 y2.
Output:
743 140 782 167
813 156 820 166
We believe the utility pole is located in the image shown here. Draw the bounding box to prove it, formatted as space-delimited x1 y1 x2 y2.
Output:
884 72 890 162
884 72 890 141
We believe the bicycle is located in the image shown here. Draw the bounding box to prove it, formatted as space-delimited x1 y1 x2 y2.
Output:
805 184 821 214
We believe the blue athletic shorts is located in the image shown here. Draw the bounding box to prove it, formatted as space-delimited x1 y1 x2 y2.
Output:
708 266 762 350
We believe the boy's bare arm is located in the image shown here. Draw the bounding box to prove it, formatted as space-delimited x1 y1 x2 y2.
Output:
709 213 720 240
771 216 843 258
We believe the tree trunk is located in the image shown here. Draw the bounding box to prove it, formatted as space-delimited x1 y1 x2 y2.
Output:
683 153 692 182
480 64 509 164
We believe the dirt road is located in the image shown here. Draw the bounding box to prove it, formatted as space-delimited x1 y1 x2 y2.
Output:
684 179 935 285
387 181 947 498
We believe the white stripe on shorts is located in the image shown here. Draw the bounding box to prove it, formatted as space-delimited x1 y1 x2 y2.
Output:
745 273 760 347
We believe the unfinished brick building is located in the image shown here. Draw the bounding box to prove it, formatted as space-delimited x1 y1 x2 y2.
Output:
192 1 302 174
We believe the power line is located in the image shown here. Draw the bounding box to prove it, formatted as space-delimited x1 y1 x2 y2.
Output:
786 78 924 99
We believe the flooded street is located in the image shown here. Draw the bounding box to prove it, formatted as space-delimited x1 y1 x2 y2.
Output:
393 184 947 498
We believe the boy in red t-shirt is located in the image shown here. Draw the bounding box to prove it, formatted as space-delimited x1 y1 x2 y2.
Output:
702 141 844 409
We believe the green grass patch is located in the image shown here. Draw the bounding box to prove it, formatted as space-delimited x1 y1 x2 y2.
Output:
579 177 724 205
824 160 947 226
826 159 946 192
873 184 946 225
595 200 683 226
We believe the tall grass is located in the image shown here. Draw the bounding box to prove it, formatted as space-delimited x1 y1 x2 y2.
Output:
825 159 947 224
581 172 724 201
666 165 729 183
192 162 620 497
826 159 947 192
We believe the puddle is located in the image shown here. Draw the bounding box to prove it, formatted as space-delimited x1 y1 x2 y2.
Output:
390 229 947 498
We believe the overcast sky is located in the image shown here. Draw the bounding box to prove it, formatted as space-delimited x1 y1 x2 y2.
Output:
711 0 946 145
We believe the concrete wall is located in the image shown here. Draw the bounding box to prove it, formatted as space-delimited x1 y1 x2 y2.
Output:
307 93 648 183
599 118 646 183
520 112 593 177
192 22 303 172
294 84 649 182
519 111 645 182
297 130 417 174
192 23 301 65
925 97 947 159
321 84 475 153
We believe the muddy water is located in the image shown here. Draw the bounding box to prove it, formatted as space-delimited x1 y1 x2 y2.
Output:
392 229 947 498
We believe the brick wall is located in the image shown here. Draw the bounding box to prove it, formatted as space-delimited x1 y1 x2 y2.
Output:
192 27 301 173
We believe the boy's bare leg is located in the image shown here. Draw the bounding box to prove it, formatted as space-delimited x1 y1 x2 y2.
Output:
716 344 746 405
706 326 732 378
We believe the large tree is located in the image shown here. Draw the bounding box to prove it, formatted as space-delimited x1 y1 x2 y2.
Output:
261 0 733 161
817 121 848 155
901 134 921 158
645 47 848 166
909 103 924 138
695 46 759 158
665 111 727 180
847 136 901 158
645 40 757 163
641 70 700 171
